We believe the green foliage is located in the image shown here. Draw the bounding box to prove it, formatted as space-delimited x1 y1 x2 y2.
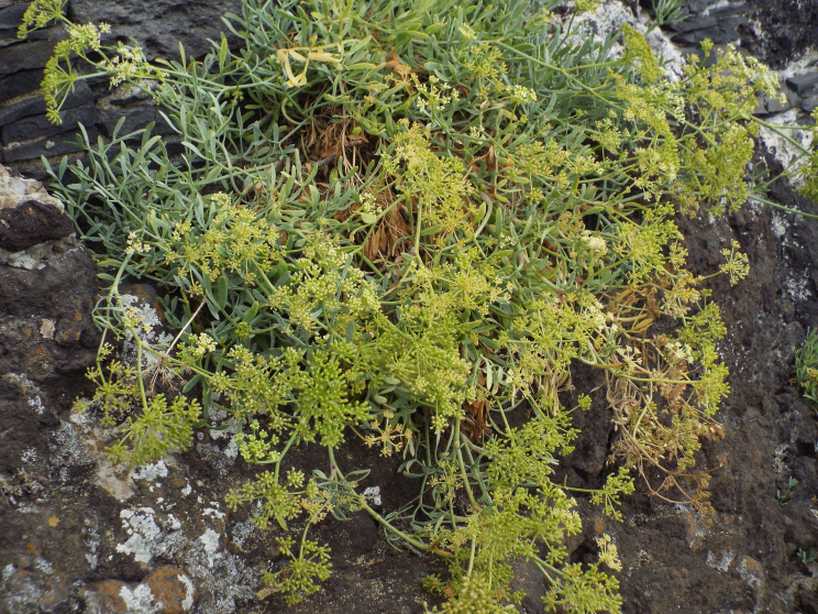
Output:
796 329 818 404
262 535 333 605
543 562 622 614
20 0 791 609
106 393 201 466
797 109 818 202
76 334 201 467
18 2 160 124
649 0 683 27
719 240 751 287
17 0 64 38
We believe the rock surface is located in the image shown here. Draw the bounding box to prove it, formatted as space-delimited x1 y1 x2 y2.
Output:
0 0 241 177
614 163 818 614
1 1 818 613
0 165 97 475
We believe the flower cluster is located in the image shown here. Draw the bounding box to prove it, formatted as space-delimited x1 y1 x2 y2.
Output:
17 0 65 39
383 121 475 237
166 193 283 289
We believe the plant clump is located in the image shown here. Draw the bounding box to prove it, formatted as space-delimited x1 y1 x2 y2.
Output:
19 0 782 610
797 328 818 405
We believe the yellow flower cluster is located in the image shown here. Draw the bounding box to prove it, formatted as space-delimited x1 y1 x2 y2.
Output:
167 193 282 289
384 121 475 237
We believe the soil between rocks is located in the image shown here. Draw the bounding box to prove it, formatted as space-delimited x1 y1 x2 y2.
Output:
1 1 818 613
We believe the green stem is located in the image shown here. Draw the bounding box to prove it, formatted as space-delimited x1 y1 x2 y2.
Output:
454 420 480 510
751 194 818 221
358 497 435 554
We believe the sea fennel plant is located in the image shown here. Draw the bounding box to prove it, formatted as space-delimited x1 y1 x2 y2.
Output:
19 0 780 610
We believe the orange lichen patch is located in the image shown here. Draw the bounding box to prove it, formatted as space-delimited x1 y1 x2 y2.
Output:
147 566 193 614
47 515 60 528
89 580 129 613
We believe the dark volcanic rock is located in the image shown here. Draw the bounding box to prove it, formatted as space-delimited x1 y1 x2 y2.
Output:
748 0 818 68
0 165 97 474
659 1 750 47
0 200 74 251
787 72 818 98
0 0 241 173
0 68 44 104
615 183 818 614
70 0 243 60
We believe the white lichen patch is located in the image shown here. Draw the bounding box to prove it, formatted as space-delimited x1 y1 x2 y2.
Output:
130 460 169 483
119 583 160 613
569 0 633 46
706 549 735 573
0 247 43 270
643 25 686 81
69 410 93 427
561 0 687 80
33 557 53 575
737 556 765 590
229 520 255 550
27 395 45 416
38 319 55 340
759 108 813 180
96 458 135 502
770 212 789 240
2 563 15 582
0 164 64 212
203 506 225 521
46 420 99 486
777 49 818 83
198 528 222 568
120 294 170 346
223 436 239 461
207 429 240 462
773 443 790 474
116 507 162 565
3 373 46 416
184 546 257 613
20 448 38 464
700 0 735 17
785 275 811 303
363 486 382 507
84 525 100 570
179 573 195 611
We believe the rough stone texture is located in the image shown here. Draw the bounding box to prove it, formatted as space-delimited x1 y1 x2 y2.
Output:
636 1 818 129
0 165 97 477
0 167 97 611
748 0 818 69
0 0 241 177
610 163 818 613
2 2 818 614
0 200 74 251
